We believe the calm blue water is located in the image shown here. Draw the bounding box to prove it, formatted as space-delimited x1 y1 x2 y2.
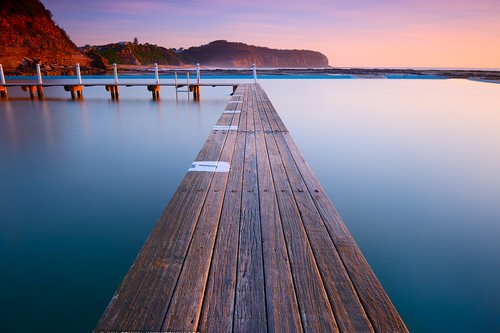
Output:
0 84 229 332
261 79 500 332
1 78 499 332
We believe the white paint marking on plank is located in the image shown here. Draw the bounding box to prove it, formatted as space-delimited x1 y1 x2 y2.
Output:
223 110 241 114
228 100 243 103
213 125 238 131
188 161 230 173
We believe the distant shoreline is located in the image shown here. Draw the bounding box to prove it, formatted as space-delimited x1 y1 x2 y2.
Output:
111 66 500 82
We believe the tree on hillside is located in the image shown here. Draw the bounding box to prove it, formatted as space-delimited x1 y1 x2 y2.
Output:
133 37 139 45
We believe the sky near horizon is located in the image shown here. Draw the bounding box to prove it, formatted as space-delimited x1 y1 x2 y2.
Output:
43 0 500 68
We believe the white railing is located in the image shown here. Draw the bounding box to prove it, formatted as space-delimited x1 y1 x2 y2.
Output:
0 62 257 101
0 64 5 84
76 63 82 84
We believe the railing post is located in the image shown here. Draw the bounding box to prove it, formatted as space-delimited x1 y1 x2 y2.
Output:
76 63 82 84
174 72 179 100
196 63 200 84
0 64 7 98
154 63 159 84
113 63 118 84
36 63 43 84
0 64 5 84
252 64 257 84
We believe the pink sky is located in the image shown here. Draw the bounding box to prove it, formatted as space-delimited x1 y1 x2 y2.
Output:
43 0 500 68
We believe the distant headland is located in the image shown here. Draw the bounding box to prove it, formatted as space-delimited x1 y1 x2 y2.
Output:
82 40 330 70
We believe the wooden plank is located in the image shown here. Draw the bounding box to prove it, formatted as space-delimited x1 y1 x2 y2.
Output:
215 112 236 126
273 132 375 332
225 87 242 108
162 112 239 331
233 95 267 332
198 131 245 332
259 99 281 133
252 86 277 133
198 91 246 332
265 131 339 333
281 132 409 333
254 99 304 332
256 85 288 132
95 104 232 332
246 98 255 134
237 85 249 133
257 100 273 133
266 100 288 132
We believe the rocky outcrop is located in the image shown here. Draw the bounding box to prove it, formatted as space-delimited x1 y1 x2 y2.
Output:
0 0 92 74
82 42 185 67
181 40 329 68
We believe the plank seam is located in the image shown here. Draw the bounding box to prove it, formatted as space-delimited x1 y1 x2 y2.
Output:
258 84 368 330
273 132 375 332
277 112 407 332
231 85 248 332
160 104 238 330
262 107 336 331
257 91 307 332
251 85 271 332
282 136 380 331
255 95 305 333
197 93 245 332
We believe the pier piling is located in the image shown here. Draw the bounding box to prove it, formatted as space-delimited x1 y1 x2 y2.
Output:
105 85 119 100
64 85 83 99
147 85 161 100
190 85 200 101
22 85 43 99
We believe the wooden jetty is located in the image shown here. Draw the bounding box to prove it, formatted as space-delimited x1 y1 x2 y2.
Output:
0 63 244 101
95 83 408 332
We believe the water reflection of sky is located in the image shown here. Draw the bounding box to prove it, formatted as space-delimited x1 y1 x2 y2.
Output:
0 79 499 332
0 85 231 332
262 79 500 332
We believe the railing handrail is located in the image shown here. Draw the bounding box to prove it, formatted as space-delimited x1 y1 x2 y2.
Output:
0 63 258 86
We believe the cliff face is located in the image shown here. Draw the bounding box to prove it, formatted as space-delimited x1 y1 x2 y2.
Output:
181 40 329 68
0 0 91 74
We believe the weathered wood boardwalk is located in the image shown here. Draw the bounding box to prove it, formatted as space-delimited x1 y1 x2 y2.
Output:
95 83 408 332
